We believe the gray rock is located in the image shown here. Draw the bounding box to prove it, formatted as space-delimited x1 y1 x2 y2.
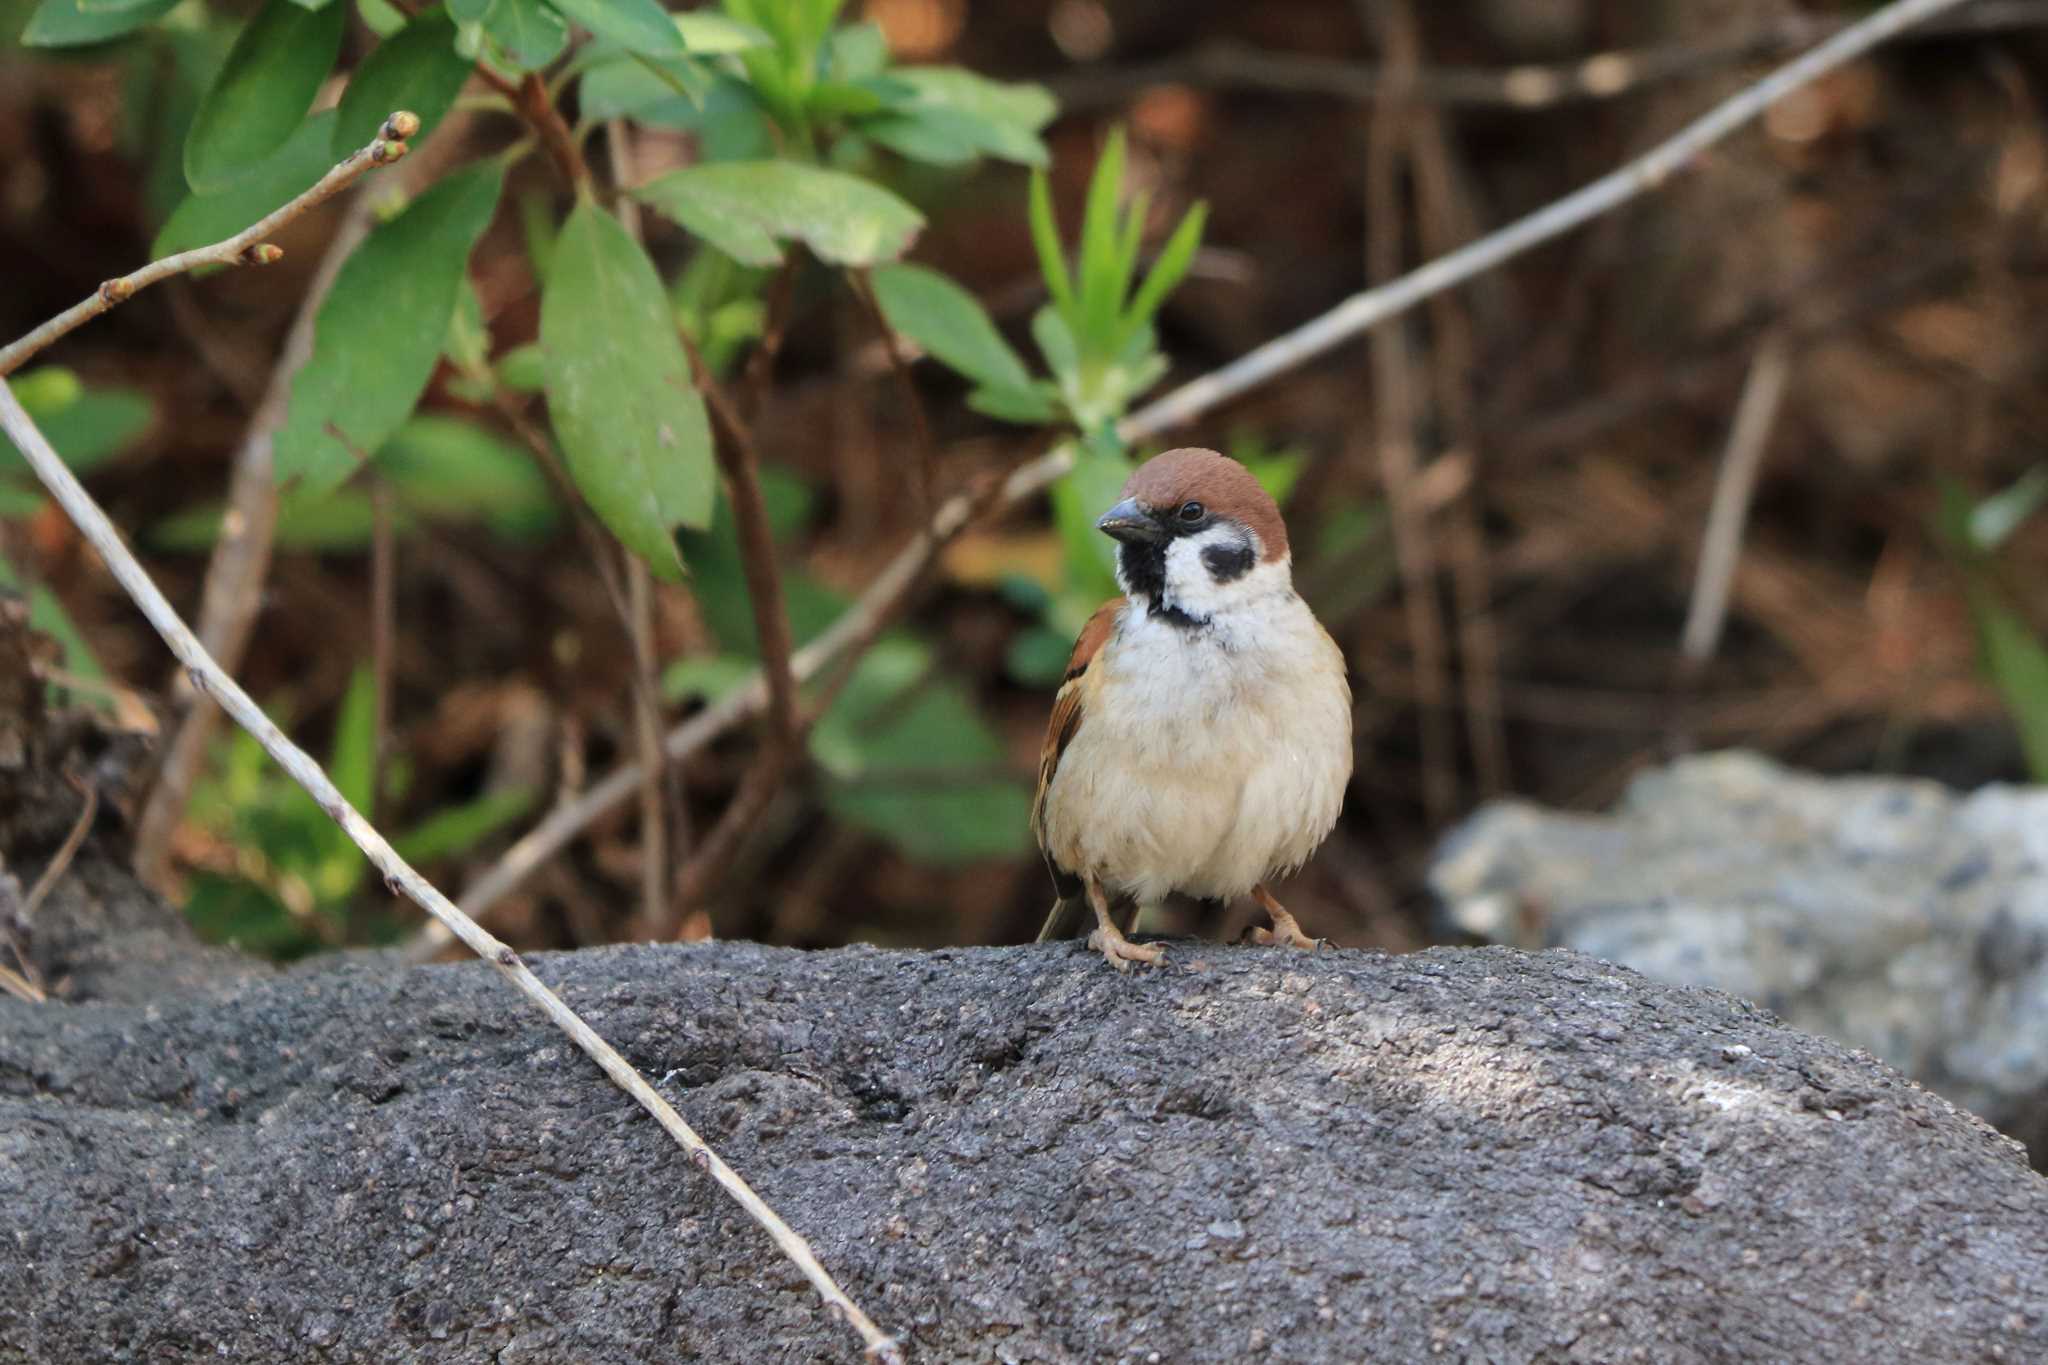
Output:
1431 750 2048 1158
6 894 2048 1361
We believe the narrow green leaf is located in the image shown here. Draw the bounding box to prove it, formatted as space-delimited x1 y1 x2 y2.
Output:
1027 168 1073 318
1109 188 1147 323
23 0 178 47
77 0 179 16
1970 585 2048 781
0 377 153 477
275 164 505 499
869 262 1033 395
545 0 684 56
155 113 338 260
1052 440 1129 599
184 0 346 192
1122 201 1207 339
334 10 472 155
1076 128 1127 346
393 787 536 863
0 557 106 691
542 197 715 580
356 0 408 38
1968 466 2048 553
447 0 491 21
633 160 923 267
481 0 567 71
496 343 546 392
579 54 709 122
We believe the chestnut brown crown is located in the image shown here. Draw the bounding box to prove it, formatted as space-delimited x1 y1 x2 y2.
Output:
1120 447 1288 562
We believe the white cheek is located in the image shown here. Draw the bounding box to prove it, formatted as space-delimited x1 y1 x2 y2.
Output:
1160 527 1249 618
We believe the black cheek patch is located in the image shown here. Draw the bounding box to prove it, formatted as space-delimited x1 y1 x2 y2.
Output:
1201 542 1256 583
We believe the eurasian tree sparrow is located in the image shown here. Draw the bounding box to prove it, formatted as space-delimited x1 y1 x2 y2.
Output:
1031 447 1353 970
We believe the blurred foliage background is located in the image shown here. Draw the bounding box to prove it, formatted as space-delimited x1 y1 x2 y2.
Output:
3 0 2047 961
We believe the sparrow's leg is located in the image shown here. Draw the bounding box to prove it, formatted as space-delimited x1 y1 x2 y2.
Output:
1086 878 1164 971
1246 883 1322 950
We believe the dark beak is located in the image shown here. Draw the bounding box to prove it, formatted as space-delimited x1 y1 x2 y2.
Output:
1096 497 1165 545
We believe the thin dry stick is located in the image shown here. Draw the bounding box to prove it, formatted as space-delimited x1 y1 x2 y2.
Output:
22 776 98 920
0 380 902 1365
606 118 672 940
134 192 383 887
370 476 397 826
427 0 1970 942
1362 36 1459 825
667 339 804 923
0 115 419 378
1049 1 2048 113
1678 331 1795 670
1381 0 1512 796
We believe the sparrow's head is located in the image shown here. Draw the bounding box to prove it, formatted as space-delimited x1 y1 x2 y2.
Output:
1096 447 1290 627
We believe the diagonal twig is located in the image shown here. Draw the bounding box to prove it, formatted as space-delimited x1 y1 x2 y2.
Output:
429 0 1974 940
0 378 903 1364
0 114 419 378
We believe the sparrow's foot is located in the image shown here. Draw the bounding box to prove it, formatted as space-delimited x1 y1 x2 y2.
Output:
1086 924 1165 972
1248 886 1323 951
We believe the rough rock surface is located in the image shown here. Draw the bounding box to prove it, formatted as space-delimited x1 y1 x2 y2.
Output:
5 902 2047 1362
1430 750 2048 1159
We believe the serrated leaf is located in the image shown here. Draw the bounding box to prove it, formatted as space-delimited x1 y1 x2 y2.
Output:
634 160 923 267
274 164 505 499
333 9 471 155
155 112 338 260
480 0 567 71
184 0 346 192
23 0 179 47
860 66 1054 167
869 262 1033 396
545 0 684 56
541 198 714 580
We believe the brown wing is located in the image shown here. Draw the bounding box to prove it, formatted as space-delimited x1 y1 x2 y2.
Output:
1028 597 1124 855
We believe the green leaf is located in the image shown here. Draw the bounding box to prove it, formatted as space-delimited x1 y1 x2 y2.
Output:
376 414 557 538
0 375 153 477
184 0 347 192
860 66 1054 167
496 343 546 392
150 489 416 552
1077 126 1126 350
812 641 1030 863
447 0 490 21
23 0 178 47
154 112 338 260
675 11 767 52
633 161 923 267
869 262 1033 394
1052 440 1128 600
1122 201 1207 341
1967 466 2048 553
275 163 505 499
541 197 715 580
480 0 567 71
75 0 175 18
545 0 684 56
0 557 106 692
967 383 1056 426
1970 585 2048 781
661 652 755 703
1027 168 1073 318
333 9 472 156
357 0 408 38
393 787 536 862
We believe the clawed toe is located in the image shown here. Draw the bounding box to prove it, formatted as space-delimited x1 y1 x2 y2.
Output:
1243 923 1324 951
1087 927 1165 971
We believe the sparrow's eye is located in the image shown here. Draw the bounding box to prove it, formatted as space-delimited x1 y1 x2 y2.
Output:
1177 501 1206 525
